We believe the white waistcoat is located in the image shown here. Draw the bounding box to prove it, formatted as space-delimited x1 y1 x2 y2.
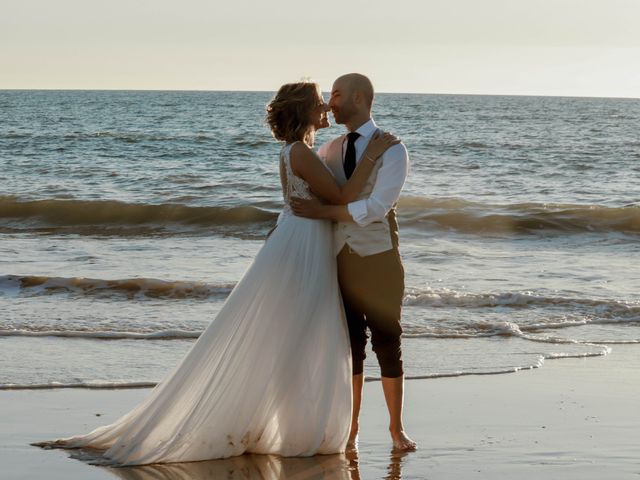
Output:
324 134 399 257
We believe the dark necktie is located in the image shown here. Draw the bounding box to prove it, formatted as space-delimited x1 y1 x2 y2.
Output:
343 132 360 179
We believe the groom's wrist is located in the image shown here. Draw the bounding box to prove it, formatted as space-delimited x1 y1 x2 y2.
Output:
324 205 353 222
315 205 334 219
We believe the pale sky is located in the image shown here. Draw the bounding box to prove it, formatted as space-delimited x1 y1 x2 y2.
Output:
2 0 639 97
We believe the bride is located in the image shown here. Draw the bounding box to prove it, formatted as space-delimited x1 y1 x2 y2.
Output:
33 81 398 466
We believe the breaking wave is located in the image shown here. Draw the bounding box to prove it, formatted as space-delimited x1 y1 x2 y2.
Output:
2 195 638 237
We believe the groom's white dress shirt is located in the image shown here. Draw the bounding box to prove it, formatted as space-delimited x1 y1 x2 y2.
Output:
318 118 409 227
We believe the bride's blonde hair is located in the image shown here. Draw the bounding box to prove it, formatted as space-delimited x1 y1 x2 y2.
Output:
266 82 321 146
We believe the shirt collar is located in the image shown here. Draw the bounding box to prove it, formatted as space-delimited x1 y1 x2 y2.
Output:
354 118 377 139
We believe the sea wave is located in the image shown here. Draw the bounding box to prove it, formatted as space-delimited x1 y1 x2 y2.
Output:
4 274 639 329
3 317 637 343
404 287 640 319
402 322 637 342
402 320 525 339
0 328 201 340
397 196 640 234
0 274 235 299
2 195 638 237
0 196 278 235
0 381 157 390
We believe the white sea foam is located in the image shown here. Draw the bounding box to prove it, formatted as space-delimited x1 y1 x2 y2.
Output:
5 276 639 330
404 287 640 313
403 321 524 339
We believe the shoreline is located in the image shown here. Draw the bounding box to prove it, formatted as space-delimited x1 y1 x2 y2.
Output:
2 344 639 479
0 350 609 390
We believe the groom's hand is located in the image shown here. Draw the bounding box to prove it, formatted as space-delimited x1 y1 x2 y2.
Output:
290 197 325 219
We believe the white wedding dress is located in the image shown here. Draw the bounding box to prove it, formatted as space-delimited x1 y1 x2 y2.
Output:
41 142 352 465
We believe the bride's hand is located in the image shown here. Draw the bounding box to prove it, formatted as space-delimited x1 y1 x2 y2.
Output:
364 131 400 161
291 197 325 218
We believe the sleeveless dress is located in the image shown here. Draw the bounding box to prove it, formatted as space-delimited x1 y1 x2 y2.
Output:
38 142 352 465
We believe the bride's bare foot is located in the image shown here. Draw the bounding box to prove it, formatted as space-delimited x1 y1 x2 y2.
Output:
390 429 417 451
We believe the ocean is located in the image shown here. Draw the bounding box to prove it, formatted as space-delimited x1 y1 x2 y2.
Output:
1 90 639 389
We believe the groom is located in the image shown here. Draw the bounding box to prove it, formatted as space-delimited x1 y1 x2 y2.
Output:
291 73 416 451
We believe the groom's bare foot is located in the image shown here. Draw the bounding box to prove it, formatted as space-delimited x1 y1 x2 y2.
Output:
390 429 417 451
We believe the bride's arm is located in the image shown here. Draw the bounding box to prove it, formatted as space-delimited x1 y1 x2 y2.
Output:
290 132 398 205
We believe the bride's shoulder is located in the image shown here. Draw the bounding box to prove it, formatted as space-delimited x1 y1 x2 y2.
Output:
290 141 316 161
289 140 311 152
289 141 322 174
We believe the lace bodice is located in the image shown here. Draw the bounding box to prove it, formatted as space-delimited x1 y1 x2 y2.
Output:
280 142 312 217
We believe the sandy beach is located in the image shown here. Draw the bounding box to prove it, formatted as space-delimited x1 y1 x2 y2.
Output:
1 344 638 479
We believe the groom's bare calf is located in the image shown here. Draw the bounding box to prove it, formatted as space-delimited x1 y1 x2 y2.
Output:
382 375 417 451
347 373 417 451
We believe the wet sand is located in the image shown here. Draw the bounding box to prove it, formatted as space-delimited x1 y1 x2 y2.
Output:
2 344 639 479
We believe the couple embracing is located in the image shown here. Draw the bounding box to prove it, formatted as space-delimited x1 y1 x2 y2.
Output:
36 73 416 465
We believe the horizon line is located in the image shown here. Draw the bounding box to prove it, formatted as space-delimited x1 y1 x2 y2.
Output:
0 88 638 101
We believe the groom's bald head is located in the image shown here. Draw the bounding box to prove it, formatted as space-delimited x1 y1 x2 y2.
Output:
329 73 375 128
334 73 375 110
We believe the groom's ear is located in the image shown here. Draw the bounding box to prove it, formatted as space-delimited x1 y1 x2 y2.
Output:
353 89 370 110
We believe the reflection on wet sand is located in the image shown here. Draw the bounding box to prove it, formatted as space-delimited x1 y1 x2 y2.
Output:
103 448 408 480
346 449 409 480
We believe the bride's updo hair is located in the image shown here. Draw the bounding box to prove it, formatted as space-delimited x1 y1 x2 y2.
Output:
266 82 321 145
